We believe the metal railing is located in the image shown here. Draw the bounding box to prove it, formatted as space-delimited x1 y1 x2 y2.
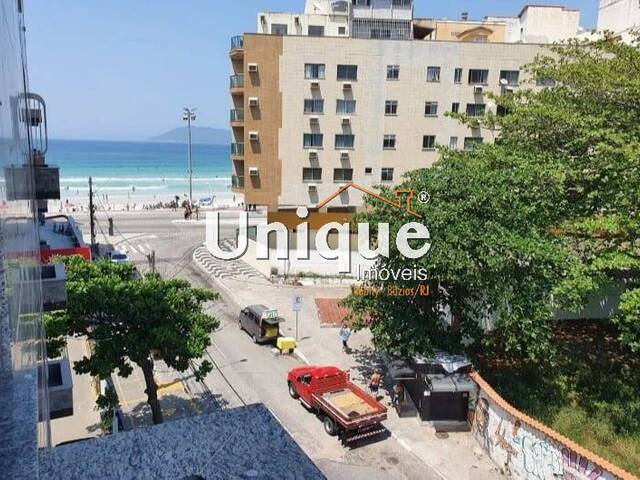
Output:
230 74 244 89
230 35 244 50
230 109 244 123
231 175 245 189
230 143 245 156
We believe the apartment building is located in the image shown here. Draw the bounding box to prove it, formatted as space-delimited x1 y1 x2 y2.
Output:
597 0 640 39
229 1 580 228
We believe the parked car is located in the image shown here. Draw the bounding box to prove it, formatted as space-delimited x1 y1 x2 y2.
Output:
238 304 283 344
287 365 387 445
109 250 129 264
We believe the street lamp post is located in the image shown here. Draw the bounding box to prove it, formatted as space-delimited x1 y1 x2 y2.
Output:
182 107 196 206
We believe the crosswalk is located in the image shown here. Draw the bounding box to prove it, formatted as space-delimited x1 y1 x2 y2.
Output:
193 242 265 280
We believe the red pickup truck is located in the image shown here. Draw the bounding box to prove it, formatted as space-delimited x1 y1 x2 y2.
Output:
287 365 387 445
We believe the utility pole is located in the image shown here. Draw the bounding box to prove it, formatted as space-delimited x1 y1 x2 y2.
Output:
89 176 96 254
182 107 196 207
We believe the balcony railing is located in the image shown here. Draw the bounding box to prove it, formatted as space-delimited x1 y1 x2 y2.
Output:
230 35 244 51
231 142 245 156
230 109 244 122
231 175 245 189
230 74 244 89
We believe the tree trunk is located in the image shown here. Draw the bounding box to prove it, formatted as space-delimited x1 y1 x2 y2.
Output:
140 357 163 424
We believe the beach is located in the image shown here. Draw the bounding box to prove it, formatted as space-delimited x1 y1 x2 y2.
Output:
48 139 238 211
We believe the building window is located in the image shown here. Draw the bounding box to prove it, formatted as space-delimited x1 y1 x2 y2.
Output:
392 0 412 5
385 100 398 115
308 25 325 37
499 70 520 86
464 137 483 150
496 105 510 117
334 168 353 182
387 65 400 80
271 24 288 35
302 167 322 182
426 66 441 82
336 99 356 114
451 102 460 113
338 26 346 35
305 63 325 79
449 136 458 149
381 168 394 182
303 99 324 113
454 68 463 84
337 64 358 80
468 69 489 85
365 167 373 174
303 133 323 148
424 101 438 116
335 134 355 149
466 103 486 117
383 134 396 149
422 135 436 150
353 0 371 6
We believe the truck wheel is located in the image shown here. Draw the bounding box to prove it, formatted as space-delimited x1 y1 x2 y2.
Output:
288 382 299 399
323 416 337 436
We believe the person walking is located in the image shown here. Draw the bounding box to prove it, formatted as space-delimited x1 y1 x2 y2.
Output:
369 369 382 396
339 323 351 353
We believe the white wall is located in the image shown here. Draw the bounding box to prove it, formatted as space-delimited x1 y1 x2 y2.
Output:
598 0 640 35
257 11 350 37
519 6 581 44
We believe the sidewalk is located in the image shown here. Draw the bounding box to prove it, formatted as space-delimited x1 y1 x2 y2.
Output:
193 254 504 480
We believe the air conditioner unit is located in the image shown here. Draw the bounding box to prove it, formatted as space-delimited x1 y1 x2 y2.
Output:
310 81 320 89
502 86 514 94
341 116 351 126
474 86 484 94
260 15 266 24
249 131 259 141
248 97 259 107
340 151 349 159
294 16 300 25
309 115 319 123
308 183 317 190
249 167 259 176
343 82 352 90
248 63 259 73
338 183 347 189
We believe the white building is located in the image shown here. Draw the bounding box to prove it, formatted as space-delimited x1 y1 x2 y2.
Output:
597 0 640 39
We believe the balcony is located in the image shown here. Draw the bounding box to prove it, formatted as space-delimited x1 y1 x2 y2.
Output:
231 174 245 192
230 108 244 126
231 142 245 158
230 74 244 94
230 35 244 59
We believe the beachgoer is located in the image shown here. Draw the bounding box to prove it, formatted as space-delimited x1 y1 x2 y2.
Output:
369 369 382 395
339 323 351 353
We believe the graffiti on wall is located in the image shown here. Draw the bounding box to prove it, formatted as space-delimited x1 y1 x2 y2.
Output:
472 394 610 480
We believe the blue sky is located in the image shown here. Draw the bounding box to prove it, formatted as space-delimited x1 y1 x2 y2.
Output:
25 0 598 141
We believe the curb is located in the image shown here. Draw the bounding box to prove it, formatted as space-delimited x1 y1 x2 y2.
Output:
293 348 310 365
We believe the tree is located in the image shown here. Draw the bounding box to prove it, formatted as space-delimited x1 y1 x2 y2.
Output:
345 32 640 360
46 256 219 424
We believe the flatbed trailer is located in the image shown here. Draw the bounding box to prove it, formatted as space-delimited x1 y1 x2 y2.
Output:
287 366 387 445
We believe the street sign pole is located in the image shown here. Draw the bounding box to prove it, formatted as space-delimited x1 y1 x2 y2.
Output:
292 295 303 342
295 311 299 341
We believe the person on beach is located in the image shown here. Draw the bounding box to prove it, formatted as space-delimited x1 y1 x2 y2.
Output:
339 323 351 353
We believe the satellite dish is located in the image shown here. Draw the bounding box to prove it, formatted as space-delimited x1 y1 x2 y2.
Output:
499 78 508 86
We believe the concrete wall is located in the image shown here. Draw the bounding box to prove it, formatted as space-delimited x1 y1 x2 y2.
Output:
470 373 633 480
257 12 350 37
520 6 581 44
597 0 640 36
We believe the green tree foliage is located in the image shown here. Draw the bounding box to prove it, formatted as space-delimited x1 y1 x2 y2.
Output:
46 256 219 424
345 33 640 360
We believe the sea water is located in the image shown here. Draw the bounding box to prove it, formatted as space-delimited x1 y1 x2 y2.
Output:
49 139 232 208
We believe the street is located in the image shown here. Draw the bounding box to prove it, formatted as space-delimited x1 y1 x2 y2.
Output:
73 209 442 480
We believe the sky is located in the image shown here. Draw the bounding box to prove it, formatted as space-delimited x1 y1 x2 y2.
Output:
25 0 599 141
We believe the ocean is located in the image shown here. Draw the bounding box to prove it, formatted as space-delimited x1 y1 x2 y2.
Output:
48 139 232 208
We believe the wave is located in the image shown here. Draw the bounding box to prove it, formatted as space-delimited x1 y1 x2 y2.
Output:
63 185 170 192
60 176 231 183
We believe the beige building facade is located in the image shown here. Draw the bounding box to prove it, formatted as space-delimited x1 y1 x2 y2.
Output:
230 2 579 226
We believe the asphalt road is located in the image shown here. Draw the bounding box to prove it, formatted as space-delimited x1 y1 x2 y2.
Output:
74 210 440 480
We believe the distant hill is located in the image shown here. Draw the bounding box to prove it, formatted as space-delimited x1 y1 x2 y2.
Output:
149 126 229 145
